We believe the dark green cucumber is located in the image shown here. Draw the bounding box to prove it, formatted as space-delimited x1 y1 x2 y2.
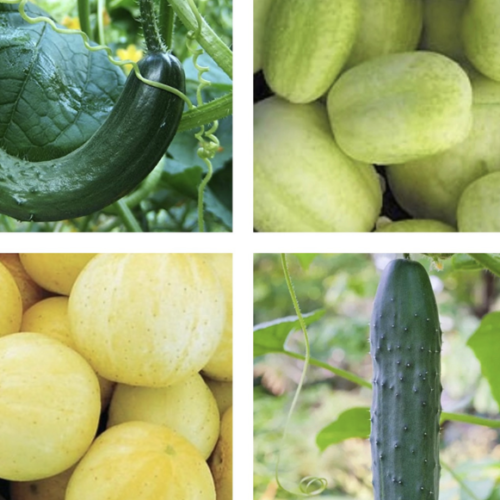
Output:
0 52 185 221
370 258 442 500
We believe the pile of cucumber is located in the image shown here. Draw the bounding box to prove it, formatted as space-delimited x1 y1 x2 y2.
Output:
254 0 500 232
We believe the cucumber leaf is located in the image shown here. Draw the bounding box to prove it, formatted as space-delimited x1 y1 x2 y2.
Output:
254 309 325 357
467 312 500 407
316 407 370 452
0 3 125 162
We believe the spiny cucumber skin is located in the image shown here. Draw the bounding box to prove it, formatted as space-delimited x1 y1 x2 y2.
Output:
370 259 442 500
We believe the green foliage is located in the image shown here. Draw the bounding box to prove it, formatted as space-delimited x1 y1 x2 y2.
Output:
0 3 125 160
468 312 500 408
254 253 500 500
0 0 232 232
254 310 325 357
316 407 370 451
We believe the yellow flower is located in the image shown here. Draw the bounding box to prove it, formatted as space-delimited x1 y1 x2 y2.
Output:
61 15 81 31
116 45 144 74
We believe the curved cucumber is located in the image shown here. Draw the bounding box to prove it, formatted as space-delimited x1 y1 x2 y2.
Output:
370 259 441 500
0 52 185 222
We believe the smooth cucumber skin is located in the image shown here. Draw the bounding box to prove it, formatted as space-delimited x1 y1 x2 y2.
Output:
370 259 441 500
0 52 185 222
253 0 273 73
457 172 500 232
254 96 382 232
463 0 500 82
327 51 472 165
263 0 359 104
346 0 423 69
387 74 500 226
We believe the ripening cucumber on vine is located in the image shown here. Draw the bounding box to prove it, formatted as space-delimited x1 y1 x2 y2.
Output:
0 0 232 230
370 258 442 500
0 3 185 222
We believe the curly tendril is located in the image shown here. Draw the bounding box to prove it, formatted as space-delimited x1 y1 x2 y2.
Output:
1 0 192 107
278 254 327 497
185 0 221 232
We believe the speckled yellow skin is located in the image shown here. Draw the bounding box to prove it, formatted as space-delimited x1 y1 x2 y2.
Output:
327 51 473 165
202 254 232 381
0 254 48 311
107 374 220 459
376 219 455 232
457 172 500 232
68 254 225 387
0 261 22 336
209 407 232 500
346 0 423 69
21 296 115 410
66 421 215 500
254 97 382 232
19 254 97 295
463 0 500 82
263 0 359 103
387 74 500 226
253 0 273 73
204 378 232 416
10 465 76 500
0 333 100 481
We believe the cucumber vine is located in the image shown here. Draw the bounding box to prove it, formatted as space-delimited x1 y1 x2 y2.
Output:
0 0 231 231
185 0 221 232
278 254 327 497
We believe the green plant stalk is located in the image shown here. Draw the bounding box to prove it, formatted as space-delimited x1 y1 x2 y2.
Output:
441 411 500 428
197 157 212 232
277 254 327 496
104 159 165 215
468 253 500 277
77 0 92 38
178 91 232 132
73 214 92 231
139 0 165 52
159 0 175 49
280 352 500 429
96 0 105 45
113 199 143 232
167 0 232 78
283 350 372 389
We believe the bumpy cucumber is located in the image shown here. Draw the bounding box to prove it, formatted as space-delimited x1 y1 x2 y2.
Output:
0 52 184 222
370 258 442 500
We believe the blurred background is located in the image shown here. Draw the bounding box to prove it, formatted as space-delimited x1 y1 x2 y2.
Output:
254 253 500 500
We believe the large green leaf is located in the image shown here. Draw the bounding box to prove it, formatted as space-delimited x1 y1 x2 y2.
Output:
253 309 325 357
0 3 125 161
316 407 370 452
467 312 500 407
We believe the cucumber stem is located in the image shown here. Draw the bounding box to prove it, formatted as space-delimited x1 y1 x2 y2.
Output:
468 253 500 278
77 0 92 39
114 199 143 232
159 0 175 49
139 0 165 53
167 0 232 78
